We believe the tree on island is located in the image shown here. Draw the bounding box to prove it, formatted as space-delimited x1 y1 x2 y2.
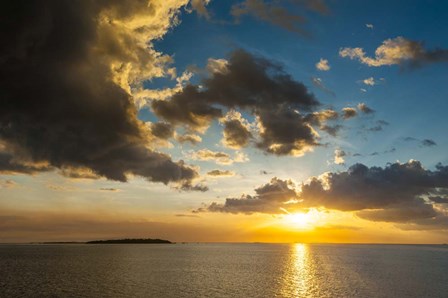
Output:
86 238 172 244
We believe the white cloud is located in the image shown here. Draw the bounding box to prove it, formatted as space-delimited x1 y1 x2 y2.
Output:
339 37 425 67
316 58 330 71
187 149 249 165
363 77 375 86
334 149 346 165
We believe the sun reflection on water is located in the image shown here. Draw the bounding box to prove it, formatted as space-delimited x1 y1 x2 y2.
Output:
280 244 318 297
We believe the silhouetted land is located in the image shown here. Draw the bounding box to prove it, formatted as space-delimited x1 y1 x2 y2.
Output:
86 238 172 244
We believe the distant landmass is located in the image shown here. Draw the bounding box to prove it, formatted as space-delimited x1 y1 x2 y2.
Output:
86 238 172 244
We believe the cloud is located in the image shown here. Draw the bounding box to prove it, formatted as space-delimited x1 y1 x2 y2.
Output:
429 196 448 204
403 137 437 147
206 170 236 177
334 149 346 165
175 213 201 218
342 108 357 119
0 179 16 189
364 120 389 132
151 49 323 156
99 188 120 192
190 0 211 19
176 181 209 192
199 178 298 214
206 58 229 74
316 58 330 71
311 77 335 96
422 139 437 147
0 1 202 187
150 122 175 140
305 110 341 136
320 124 343 137
231 0 306 35
255 107 319 156
198 160 448 229
59 166 100 180
297 0 330 15
0 149 52 175
230 0 329 35
357 103 375 114
356 201 437 223
175 134 203 145
339 36 448 67
188 149 249 165
363 77 376 86
221 111 253 149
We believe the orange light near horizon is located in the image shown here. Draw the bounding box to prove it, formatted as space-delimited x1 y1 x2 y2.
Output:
282 208 323 230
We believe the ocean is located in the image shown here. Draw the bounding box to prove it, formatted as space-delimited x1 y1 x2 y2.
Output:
1 243 447 297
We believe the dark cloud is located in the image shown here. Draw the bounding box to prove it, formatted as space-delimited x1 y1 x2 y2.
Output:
152 49 322 156
342 108 357 119
231 0 329 36
59 167 99 179
304 110 341 136
256 106 319 156
320 124 343 136
0 150 52 175
206 170 235 177
404 137 417 142
175 213 200 218
151 85 223 130
221 116 253 149
175 134 202 145
0 1 199 186
357 103 375 114
384 147 396 154
203 178 297 214
150 122 175 140
429 197 448 204
422 139 437 147
99 188 120 192
300 161 448 211
402 137 437 147
198 161 448 229
231 0 307 35
357 200 437 222
365 120 389 132
177 181 209 192
368 126 383 132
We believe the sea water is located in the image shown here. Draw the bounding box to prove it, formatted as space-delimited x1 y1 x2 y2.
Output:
1 243 447 297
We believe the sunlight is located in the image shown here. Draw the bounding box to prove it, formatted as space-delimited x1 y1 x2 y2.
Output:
280 244 317 297
283 209 322 230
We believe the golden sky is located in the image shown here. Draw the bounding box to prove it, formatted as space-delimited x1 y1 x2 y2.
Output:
1 0 448 243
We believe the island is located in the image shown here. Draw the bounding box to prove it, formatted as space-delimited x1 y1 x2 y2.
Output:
86 238 172 244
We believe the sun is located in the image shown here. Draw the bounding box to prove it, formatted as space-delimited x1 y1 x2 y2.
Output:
283 209 321 230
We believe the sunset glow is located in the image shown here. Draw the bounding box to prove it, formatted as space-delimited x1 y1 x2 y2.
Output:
1 0 448 245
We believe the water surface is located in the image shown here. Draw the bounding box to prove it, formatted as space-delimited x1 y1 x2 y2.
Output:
1 243 447 297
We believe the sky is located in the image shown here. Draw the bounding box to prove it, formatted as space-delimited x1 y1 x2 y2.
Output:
1 0 448 243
